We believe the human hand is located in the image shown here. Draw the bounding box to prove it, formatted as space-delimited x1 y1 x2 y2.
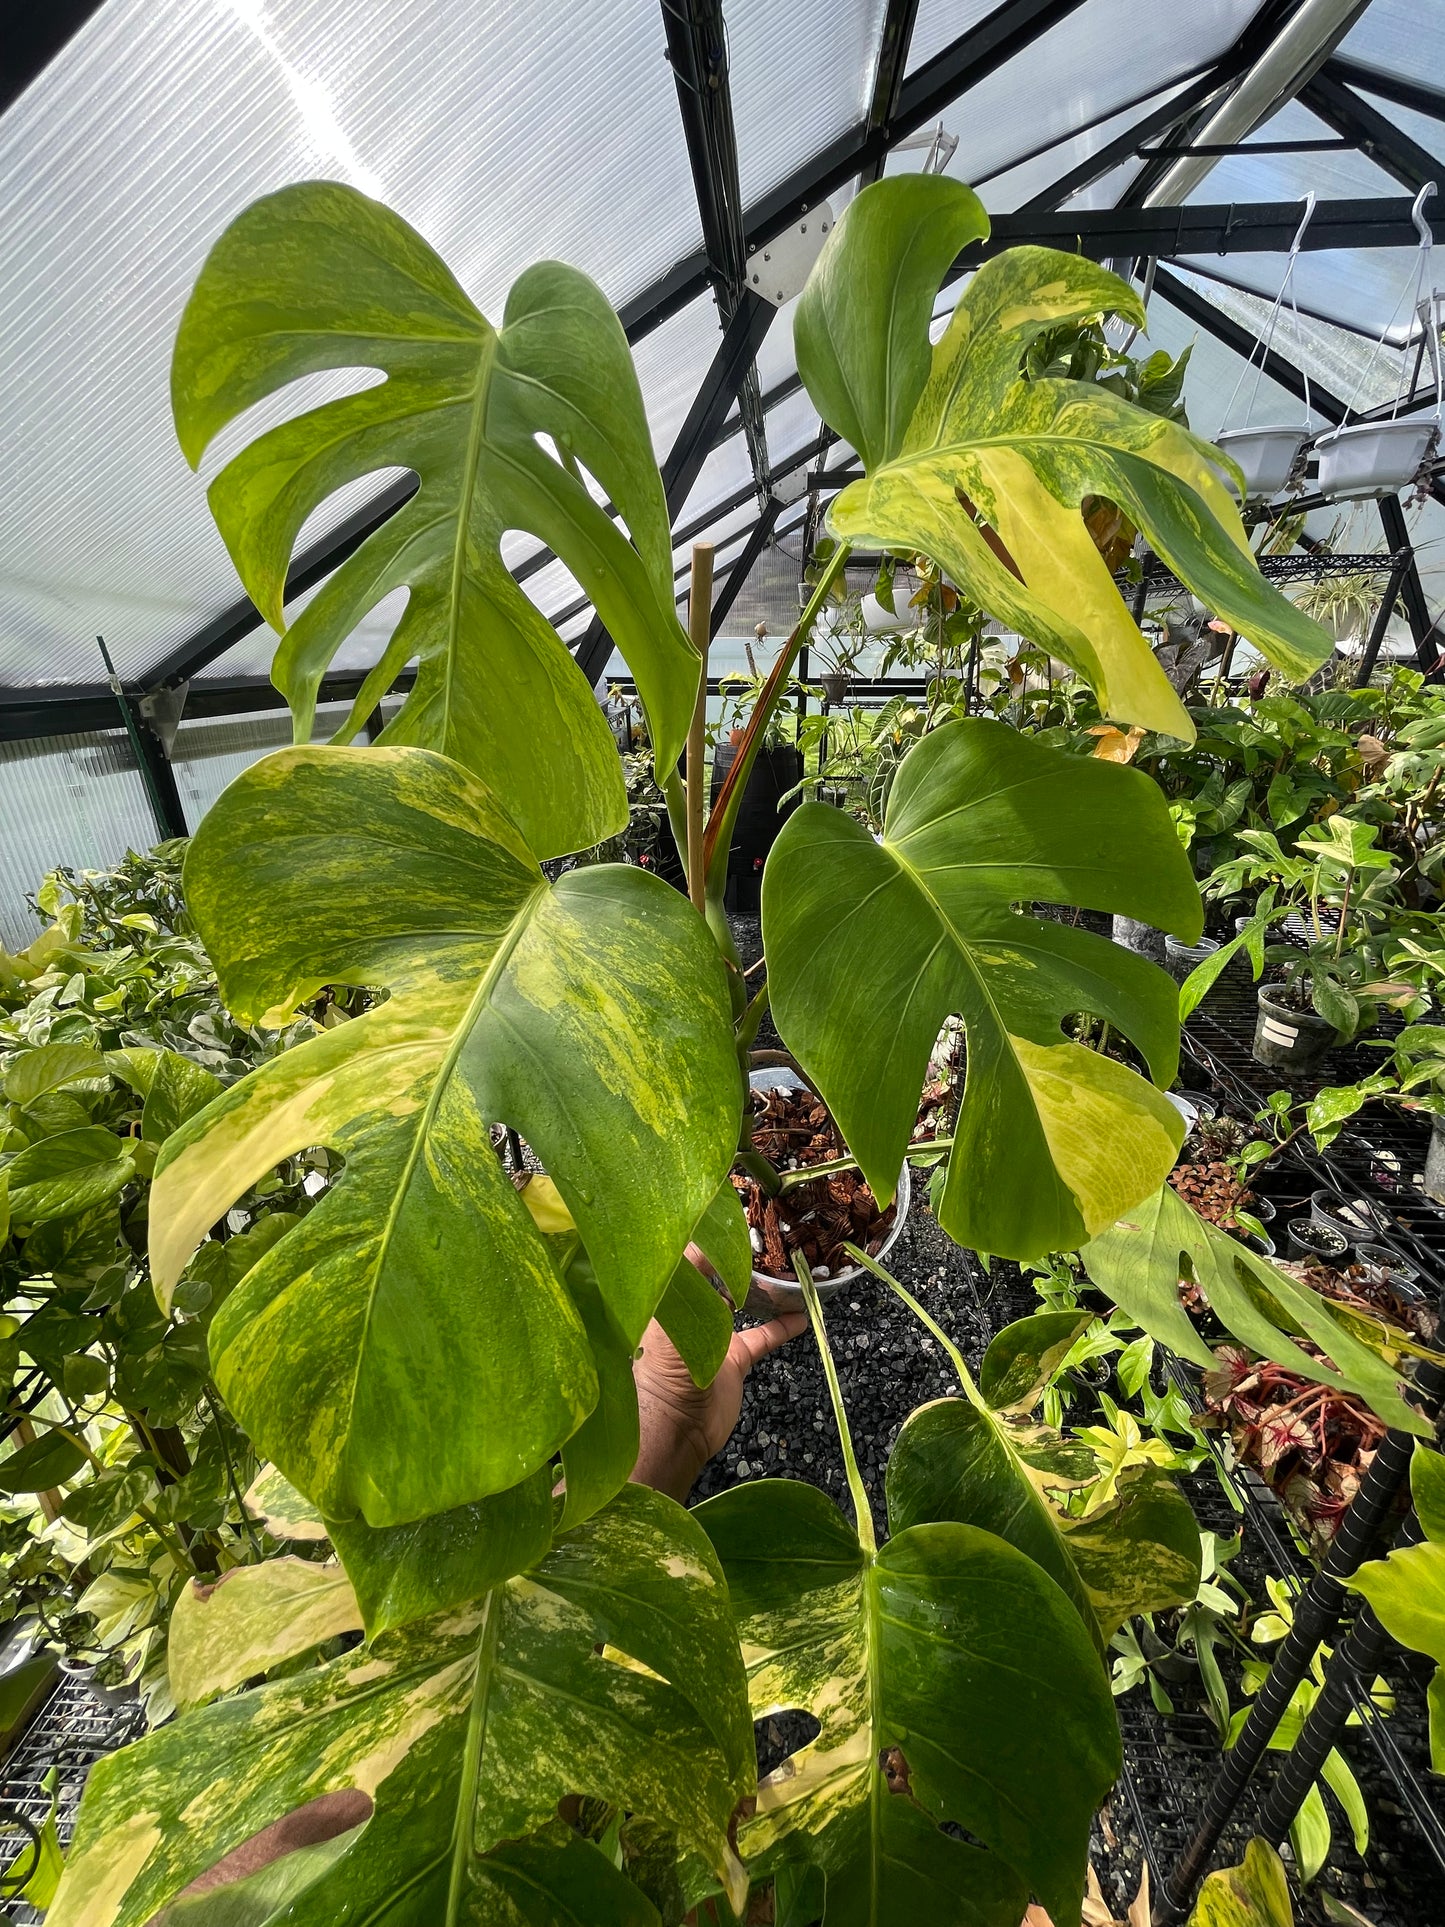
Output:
630 1254 807 1503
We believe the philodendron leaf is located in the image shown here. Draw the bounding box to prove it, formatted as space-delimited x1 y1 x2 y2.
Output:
1081 1185 1430 1437
49 1487 751 1927
168 1559 362 1712
795 177 1329 736
152 746 741 1527
173 182 697 859
242 1463 327 1543
1346 1444 1445 1772
695 1478 1119 1927
4 1127 135 1227
764 718 1198 1259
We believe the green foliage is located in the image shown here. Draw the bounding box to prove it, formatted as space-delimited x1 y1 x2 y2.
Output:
796 177 1329 739
1347 1443 1445 1773
764 717 1198 1258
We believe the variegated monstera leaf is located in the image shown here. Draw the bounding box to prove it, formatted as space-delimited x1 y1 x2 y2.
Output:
695 1474 1119 1927
48 1488 753 1927
885 1307 1202 1644
763 717 1201 1259
794 175 1330 740
151 745 745 1528
173 180 698 859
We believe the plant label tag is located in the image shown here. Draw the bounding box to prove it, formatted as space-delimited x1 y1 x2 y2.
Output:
1261 1018 1298 1046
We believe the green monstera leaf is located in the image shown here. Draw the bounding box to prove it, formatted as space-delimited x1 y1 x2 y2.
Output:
795 176 1330 738
1081 1185 1431 1438
868 1271 1200 1645
763 717 1200 1260
1347 1444 1445 1771
172 180 698 859
48 1487 752 1927
151 746 742 1526
694 1285 1119 1927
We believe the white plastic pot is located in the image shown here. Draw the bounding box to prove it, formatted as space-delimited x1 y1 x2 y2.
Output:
1215 425 1307 501
745 1066 911 1311
1315 419 1438 501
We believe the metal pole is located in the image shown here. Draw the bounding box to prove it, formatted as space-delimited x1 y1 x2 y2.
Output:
1355 499 1413 686
686 544 715 913
1154 1339 1445 1924
96 637 186 842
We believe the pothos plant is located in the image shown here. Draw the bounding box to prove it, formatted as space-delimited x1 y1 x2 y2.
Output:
0 848 330 1719
54 173 1420 1927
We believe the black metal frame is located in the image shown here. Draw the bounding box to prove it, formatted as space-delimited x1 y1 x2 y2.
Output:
1305 62 1445 193
0 0 108 115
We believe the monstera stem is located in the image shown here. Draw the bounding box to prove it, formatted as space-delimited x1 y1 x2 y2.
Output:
794 1254 875 1554
702 542 852 897
447 1586 504 1924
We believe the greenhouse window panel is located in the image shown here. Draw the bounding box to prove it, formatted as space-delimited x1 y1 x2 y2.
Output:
727 0 886 207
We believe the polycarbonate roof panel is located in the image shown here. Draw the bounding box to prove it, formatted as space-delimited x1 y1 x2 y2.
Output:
901 0 1260 187
974 79 1196 212
1338 0 1445 77
727 0 885 205
0 0 700 689
1177 101 1422 337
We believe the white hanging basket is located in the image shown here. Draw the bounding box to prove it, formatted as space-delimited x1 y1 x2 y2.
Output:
1314 418 1439 501
1215 425 1308 501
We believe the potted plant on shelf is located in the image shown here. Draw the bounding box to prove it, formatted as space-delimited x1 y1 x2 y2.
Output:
52 172 1396 1927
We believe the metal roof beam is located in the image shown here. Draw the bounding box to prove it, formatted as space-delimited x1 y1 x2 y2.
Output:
1326 57 1445 128
1303 66 1445 192
0 0 108 116
969 194 1428 264
859 0 920 189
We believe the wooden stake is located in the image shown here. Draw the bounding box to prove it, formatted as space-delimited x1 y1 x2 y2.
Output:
686 543 714 913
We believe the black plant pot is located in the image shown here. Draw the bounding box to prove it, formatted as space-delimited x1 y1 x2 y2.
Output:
711 740 804 912
1285 1217 1349 1263
1252 987 1336 1071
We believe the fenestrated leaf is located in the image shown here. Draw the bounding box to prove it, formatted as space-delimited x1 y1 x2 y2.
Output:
797 177 1330 737
556 1253 639 1534
1081 1185 1430 1437
978 1309 1093 1414
2 1042 107 1106
172 180 697 857
763 719 1197 1259
153 745 741 1526
49 1487 751 1927
328 1469 556 1637
5 1127 135 1226
168 1558 363 1712
243 1463 328 1543
695 1477 1118 1927
1060 1465 1205 1641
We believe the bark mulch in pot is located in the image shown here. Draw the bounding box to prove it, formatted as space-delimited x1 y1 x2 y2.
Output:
736 1084 895 1281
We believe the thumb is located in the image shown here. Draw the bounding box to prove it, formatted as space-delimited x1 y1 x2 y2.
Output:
730 1313 808 1377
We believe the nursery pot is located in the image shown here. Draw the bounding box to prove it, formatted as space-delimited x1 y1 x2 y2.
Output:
1309 1189 1368 1246
745 1067 910 1314
1314 419 1438 501
1425 1113 1445 1207
1354 1241 1422 1286
1112 914 1167 965
1215 425 1307 501
711 740 803 913
820 672 849 708
1252 987 1336 1071
1285 1217 1349 1264
1164 933 1220 985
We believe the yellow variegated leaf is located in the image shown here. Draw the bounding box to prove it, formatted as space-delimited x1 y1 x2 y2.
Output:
168 1558 362 1712
796 178 1332 737
153 745 741 1526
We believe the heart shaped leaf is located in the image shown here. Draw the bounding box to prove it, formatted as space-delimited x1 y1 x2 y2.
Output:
152 746 742 1525
173 181 698 858
49 1487 751 1927
763 717 1199 1259
796 176 1331 737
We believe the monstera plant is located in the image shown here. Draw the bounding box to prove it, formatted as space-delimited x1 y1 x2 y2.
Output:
53 172 1399 1927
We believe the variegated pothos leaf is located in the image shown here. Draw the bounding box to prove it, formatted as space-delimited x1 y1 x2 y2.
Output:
795 176 1331 738
49 1488 751 1927
153 746 742 1526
